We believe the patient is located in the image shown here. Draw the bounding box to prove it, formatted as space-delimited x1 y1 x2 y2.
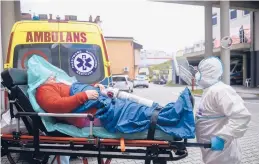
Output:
35 75 104 128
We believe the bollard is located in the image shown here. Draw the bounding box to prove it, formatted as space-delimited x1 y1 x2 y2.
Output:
192 78 194 91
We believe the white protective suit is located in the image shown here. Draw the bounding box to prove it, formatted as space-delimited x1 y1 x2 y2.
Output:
195 57 251 164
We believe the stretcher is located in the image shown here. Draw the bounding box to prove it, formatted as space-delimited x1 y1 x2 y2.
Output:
1 68 211 164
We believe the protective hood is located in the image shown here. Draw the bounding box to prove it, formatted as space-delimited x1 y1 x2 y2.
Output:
195 57 223 89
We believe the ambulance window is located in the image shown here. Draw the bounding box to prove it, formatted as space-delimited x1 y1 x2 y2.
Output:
13 44 60 69
59 43 105 84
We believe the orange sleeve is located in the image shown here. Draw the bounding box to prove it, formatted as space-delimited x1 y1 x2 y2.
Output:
35 85 88 113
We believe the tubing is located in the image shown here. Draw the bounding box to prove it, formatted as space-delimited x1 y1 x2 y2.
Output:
102 87 155 107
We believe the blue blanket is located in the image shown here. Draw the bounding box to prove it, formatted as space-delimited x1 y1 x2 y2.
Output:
70 83 195 139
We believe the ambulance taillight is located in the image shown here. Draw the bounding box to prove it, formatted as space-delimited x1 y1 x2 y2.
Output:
100 33 111 76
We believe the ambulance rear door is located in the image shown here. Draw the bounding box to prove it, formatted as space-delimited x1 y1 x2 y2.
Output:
57 22 106 84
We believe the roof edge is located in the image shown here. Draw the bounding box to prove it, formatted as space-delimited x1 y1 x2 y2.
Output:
104 36 134 41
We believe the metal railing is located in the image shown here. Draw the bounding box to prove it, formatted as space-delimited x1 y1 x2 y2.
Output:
183 30 251 55
178 65 193 86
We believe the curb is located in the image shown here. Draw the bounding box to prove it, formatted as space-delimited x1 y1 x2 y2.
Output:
193 93 259 100
242 97 259 100
236 91 259 95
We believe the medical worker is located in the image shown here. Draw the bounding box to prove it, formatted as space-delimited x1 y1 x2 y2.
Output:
195 57 251 164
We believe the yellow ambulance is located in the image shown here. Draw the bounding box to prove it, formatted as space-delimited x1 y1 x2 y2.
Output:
4 19 112 86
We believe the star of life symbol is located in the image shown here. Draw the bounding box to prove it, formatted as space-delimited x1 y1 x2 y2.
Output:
70 50 98 76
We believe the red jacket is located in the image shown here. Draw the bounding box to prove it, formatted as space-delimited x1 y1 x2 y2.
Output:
35 83 100 128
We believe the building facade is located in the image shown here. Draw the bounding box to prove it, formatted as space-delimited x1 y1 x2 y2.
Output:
177 8 252 86
212 8 251 47
182 9 251 57
105 37 143 79
139 50 172 66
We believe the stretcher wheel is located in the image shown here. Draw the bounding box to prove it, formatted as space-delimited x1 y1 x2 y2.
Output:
32 154 49 164
6 153 16 164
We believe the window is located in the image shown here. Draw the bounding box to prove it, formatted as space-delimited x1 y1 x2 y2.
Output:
13 44 58 70
13 43 105 84
230 64 235 72
112 77 126 82
230 63 243 73
230 10 237 20
212 13 217 25
243 10 250 16
235 64 243 72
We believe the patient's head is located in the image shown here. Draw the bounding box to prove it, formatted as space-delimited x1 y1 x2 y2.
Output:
44 75 56 84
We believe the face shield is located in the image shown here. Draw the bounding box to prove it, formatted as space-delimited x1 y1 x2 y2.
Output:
195 57 223 89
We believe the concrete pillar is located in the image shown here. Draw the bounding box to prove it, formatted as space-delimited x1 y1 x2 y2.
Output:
252 11 259 87
0 1 4 112
254 12 259 51
0 0 2 71
204 2 213 57
1 1 21 63
168 66 173 82
220 1 230 85
14 1 21 22
172 60 176 84
243 54 247 86
1 1 20 111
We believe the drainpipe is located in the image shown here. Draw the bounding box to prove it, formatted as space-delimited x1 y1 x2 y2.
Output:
204 1 213 57
250 11 256 87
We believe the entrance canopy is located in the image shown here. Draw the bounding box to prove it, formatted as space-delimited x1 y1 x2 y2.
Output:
150 0 259 86
151 0 259 11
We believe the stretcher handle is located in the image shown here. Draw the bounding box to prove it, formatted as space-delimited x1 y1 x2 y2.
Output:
185 142 211 148
15 112 94 121
170 140 211 149
120 138 125 152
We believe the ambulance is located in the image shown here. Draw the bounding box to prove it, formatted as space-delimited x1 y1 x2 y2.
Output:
2 18 112 111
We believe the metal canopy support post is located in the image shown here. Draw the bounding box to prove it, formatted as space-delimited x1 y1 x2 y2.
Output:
250 11 255 88
220 1 231 85
243 54 247 86
204 1 213 57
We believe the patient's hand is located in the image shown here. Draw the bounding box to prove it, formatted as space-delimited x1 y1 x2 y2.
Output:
94 84 105 91
85 90 99 100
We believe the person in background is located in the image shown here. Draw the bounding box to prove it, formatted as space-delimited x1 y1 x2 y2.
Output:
35 75 105 128
195 57 251 164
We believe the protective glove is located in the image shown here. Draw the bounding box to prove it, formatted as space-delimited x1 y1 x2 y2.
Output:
85 90 99 100
211 136 225 151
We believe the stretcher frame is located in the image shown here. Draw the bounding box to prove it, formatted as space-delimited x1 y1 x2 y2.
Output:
1 111 211 164
1 68 210 164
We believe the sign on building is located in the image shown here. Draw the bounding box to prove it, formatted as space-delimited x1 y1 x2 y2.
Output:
221 36 233 49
